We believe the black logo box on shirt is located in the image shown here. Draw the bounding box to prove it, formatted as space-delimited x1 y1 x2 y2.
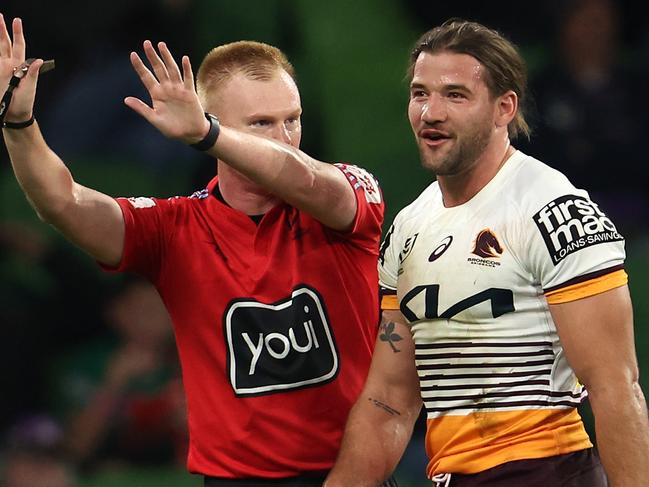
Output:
224 286 339 396
533 194 623 265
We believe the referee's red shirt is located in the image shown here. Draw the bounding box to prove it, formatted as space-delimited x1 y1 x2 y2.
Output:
105 164 384 477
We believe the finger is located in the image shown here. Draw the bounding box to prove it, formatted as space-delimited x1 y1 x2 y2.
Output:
15 58 42 88
25 57 43 77
10 59 42 119
124 96 156 124
19 58 42 89
11 17 25 61
130 51 159 92
157 42 181 83
182 56 195 92
142 39 169 82
0 14 11 58
22 58 42 93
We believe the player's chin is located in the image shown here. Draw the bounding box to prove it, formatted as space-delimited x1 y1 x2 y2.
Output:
419 146 447 171
419 155 442 173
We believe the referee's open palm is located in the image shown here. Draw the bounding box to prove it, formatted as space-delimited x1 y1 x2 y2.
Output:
0 14 42 123
125 40 209 146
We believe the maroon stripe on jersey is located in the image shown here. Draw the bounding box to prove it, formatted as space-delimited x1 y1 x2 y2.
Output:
426 389 584 402
419 369 552 380
543 263 625 293
420 379 550 391
416 350 554 360
415 341 553 349
442 448 606 486
417 359 555 370
425 398 584 413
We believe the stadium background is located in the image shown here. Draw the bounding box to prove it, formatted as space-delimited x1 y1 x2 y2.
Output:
1 1 648 486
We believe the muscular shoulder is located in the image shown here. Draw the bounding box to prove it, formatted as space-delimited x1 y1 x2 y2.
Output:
334 163 382 204
503 151 625 281
378 181 439 289
504 151 588 217
393 180 441 231
118 187 210 230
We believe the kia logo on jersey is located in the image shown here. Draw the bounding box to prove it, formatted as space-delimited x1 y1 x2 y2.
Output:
472 229 503 258
224 286 339 396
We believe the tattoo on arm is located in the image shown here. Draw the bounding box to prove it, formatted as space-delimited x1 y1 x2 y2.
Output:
379 321 403 353
368 397 401 416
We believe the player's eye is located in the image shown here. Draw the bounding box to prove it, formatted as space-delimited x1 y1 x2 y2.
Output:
285 118 300 129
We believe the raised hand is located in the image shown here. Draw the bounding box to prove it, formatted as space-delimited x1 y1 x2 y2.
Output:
0 14 42 123
125 40 209 145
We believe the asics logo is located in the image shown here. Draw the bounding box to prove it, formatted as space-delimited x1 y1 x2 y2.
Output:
429 236 453 262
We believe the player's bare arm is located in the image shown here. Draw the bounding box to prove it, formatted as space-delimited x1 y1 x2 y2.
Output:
0 15 124 266
125 41 357 231
550 285 649 486
324 310 422 487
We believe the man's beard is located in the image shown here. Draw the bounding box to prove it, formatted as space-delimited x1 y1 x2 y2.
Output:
421 122 491 177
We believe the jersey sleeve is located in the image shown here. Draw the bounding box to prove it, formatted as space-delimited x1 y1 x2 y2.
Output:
378 210 407 310
333 163 385 250
101 196 178 282
521 183 627 304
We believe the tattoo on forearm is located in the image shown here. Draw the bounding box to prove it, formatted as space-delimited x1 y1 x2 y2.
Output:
368 398 401 416
379 321 402 353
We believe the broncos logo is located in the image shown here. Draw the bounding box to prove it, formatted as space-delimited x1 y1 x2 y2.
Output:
472 229 503 259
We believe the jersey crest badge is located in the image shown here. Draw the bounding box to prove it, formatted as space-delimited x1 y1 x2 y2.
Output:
472 229 503 258
467 229 503 268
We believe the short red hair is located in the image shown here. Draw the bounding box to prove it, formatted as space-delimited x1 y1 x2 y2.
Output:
196 41 296 105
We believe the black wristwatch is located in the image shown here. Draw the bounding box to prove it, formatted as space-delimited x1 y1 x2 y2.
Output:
190 112 220 151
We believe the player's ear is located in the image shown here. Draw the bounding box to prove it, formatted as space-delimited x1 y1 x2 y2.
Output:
495 90 517 128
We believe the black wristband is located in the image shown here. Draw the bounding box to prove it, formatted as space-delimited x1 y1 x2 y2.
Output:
190 112 220 151
2 116 35 129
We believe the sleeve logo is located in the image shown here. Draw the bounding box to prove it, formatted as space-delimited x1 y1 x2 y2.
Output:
378 224 394 266
189 189 209 199
399 233 419 266
336 164 382 204
533 195 623 264
127 197 156 209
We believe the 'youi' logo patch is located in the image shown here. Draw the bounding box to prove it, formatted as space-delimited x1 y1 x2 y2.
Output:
533 194 623 265
224 286 339 396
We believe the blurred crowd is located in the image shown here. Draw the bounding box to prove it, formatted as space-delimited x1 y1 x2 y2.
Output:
0 232 188 485
1 0 648 486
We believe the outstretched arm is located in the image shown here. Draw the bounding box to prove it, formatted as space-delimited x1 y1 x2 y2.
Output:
1 15 124 266
324 310 422 487
550 285 649 487
124 41 358 231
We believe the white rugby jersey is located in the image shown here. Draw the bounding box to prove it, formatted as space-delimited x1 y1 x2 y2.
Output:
379 150 627 477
